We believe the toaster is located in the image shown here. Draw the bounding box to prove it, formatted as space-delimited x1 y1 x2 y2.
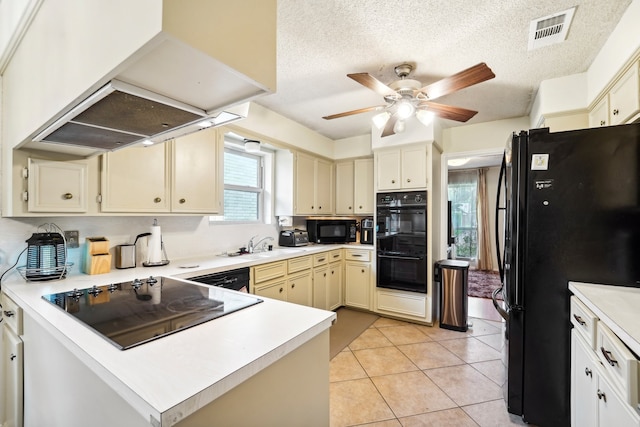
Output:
279 229 309 247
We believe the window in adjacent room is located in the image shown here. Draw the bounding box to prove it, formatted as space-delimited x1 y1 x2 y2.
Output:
448 170 478 259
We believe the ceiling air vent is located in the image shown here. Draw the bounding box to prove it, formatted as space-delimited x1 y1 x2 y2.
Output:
528 7 576 51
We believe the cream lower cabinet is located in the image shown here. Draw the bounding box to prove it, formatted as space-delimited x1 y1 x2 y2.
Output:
328 255 343 311
287 271 312 306
253 257 314 306
2 294 23 427
312 252 329 310
344 249 371 310
570 293 640 427
572 330 640 427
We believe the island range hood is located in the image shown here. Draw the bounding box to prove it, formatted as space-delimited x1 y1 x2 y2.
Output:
31 80 248 152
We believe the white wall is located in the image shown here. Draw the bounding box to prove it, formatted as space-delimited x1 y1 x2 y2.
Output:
443 116 530 154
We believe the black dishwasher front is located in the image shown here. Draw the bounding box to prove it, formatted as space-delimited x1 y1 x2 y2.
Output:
189 267 251 293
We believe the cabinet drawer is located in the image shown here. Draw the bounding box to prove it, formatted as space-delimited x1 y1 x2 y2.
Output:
252 261 287 284
313 252 329 266
570 296 598 349
1 294 23 335
254 278 288 301
329 249 343 262
596 322 640 407
288 255 312 274
345 249 370 262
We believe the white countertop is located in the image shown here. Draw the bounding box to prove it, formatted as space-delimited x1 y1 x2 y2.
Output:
569 282 640 356
1 244 367 426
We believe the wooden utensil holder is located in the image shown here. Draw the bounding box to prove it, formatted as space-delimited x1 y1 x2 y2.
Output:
84 237 111 275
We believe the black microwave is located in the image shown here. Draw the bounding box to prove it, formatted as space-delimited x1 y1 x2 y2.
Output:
306 219 357 244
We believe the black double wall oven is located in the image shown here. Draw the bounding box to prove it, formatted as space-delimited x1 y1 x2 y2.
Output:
376 191 427 293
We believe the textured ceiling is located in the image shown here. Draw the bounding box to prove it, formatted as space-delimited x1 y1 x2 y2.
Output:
256 0 633 141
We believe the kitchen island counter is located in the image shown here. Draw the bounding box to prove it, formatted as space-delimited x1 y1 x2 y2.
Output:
1 246 342 426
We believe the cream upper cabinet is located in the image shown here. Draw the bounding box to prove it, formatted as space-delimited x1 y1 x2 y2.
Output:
354 158 374 214
27 158 89 213
335 161 355 214
171 128 222 213
294 153 317 215
376 145 428 191
376 150 401 190
609 62 640 125
101 143 170 213
589 96 610 128
401 145 428 188
277 151 334 216
315 158 334 214
335 158 373 215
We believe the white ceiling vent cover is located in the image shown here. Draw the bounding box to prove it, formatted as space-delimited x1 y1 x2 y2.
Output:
528 7 576 51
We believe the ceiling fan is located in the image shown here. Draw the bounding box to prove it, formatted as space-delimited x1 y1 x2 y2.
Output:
322 62 495 137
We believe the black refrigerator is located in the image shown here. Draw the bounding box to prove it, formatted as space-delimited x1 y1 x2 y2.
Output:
493 123 640 427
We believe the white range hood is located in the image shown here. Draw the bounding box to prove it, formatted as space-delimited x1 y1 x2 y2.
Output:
30 80 249 153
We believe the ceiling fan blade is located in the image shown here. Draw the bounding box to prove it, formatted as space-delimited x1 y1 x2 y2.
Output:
419 63 495 100
348 73 397 97
322 105 386 120
381 115 398 137
418 102 478 122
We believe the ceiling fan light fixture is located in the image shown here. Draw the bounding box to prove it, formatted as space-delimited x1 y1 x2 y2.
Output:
416 109 435 126
396 101 415 120
244 139 261 153
372 111 391 129
393 119 406 134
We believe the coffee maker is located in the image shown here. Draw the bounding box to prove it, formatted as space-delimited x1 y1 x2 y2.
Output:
360 218 374 244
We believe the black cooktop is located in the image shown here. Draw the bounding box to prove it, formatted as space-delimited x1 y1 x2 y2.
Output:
42 276 262 350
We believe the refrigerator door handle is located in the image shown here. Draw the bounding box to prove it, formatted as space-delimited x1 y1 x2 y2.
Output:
495 154 507 284
492 285 509 321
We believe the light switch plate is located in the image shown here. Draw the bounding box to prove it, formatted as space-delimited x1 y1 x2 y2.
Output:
65 230 79 248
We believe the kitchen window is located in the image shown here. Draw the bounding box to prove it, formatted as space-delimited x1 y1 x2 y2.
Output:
223 148 264 222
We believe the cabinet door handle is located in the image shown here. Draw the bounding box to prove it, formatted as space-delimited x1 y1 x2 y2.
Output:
63 193 73 200
597 390 607 402
573 314 586 326
291 283 295 289
279 287 284 293
318 258 326 262
584 367 592 377
600 347 618 366
349 206 352 210
10 354 17 361
361 269 365 273
179 198 186 204
407 178 411 183
3 310 15 317
391 179 396 184
600 120 606 126
154 197 162 203
352 254 363 257
359 205 363 209
612 108 619 115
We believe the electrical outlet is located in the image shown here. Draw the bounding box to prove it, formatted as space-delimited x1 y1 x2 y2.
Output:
65 230 80 248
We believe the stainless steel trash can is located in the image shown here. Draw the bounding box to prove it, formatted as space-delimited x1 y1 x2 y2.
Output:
434 260 469 331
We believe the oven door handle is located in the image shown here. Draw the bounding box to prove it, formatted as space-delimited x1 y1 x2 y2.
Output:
378 254 424 261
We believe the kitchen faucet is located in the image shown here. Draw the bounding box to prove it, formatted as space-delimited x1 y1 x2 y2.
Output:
250 236 274 253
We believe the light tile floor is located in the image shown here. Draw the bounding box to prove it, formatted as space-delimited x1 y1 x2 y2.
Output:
330 315 530 427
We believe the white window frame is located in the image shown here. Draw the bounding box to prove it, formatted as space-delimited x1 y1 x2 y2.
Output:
223 145 265 223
